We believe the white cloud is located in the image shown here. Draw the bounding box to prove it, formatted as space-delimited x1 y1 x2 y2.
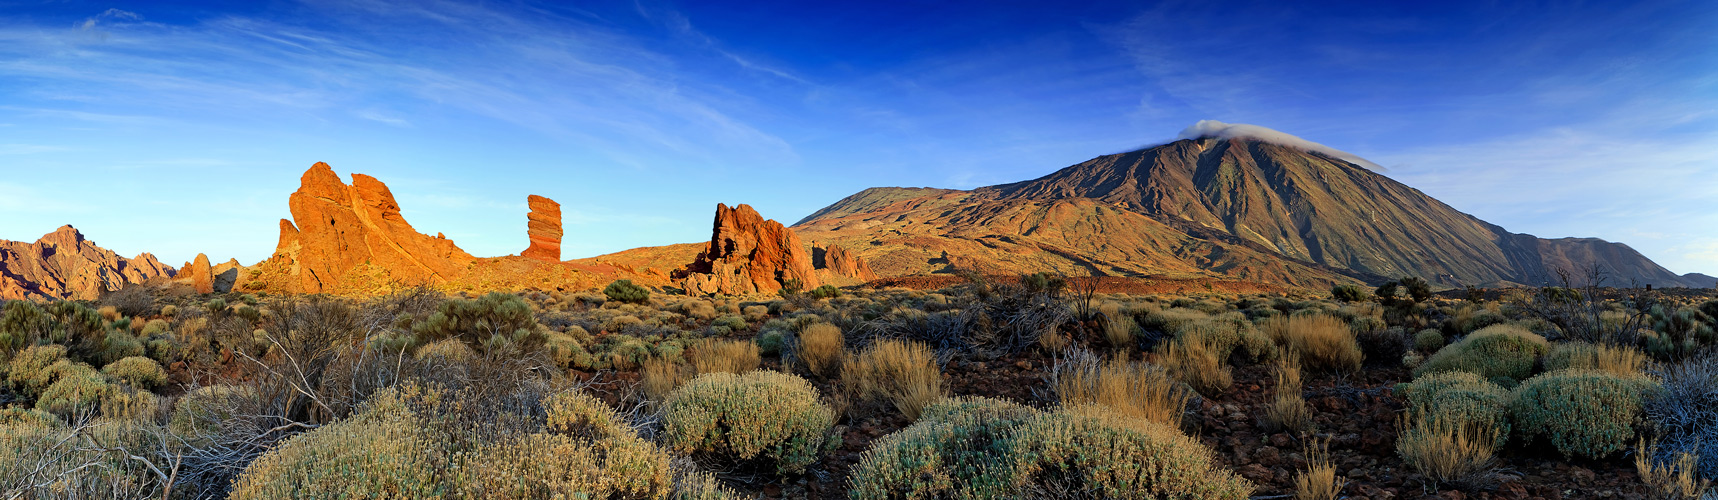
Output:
1173 120 1385 171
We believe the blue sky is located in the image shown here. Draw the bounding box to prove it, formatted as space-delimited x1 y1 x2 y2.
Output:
1 0 1714 275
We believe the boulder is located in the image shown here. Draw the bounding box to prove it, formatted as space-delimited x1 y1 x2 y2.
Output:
522 195 562 262
674 203 819 296
263 162 475 293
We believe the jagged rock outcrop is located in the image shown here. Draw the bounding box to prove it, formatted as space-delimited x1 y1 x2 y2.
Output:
674 203 819 296
523 195 562 262
0 225 176 300
262 162 475 293
813 242 877 282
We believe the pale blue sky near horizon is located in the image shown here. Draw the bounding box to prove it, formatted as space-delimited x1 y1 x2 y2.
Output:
1 0 1714 276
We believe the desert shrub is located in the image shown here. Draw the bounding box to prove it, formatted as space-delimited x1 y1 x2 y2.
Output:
101 356 166 389
604 279 651 305
1397 412 1502 491
7 343 69 397
810 284 842 300
231 385 674 499
690 339 761 375
37 366 158 419
1415 324 1547 382
160 304 179 317
1398 276 1432 302
1004 405 1253 499
1349 315 1386 336
410 291 539 353
0 301 51 355
1295 438 1347 500
1544 341 1647 376
1051 350 1189 426
1643 357 1718 482
679 300 718 321
798 323 845 378
1396 371 1511 449
1414 329 1445 352
1331 284 1368 302
1157 335 1232 396
0 416 164 498
742 304 770 321
1104 311 1139 350
843 339 943 419
1510 369 1661 459
139 319 171 337
849 399 1252 499
1635 440 1712 500
640 357 692 402
754 329 787 355
169 385 258 443
99 329 145 366
848 396 1039 499
1137 308 1209 337
1358 326 1410 367
1261 314 1362 374
1264 351 1312 433
713 314 748 331
663 371 835 474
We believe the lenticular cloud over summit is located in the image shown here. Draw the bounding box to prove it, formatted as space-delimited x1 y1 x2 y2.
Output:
1177 120 1384 171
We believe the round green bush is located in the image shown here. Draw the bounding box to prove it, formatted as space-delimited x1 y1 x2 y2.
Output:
849 398 1254 500
663 370 836 474
1509 369 1661 459
604 279 651 305
1413 329 1444 352
849 396 1038 499
101 356 166 389
231 385 674 499
1414 324 1547 381
1396 371 1511 448
755 330 787 356
6 344 69 397
36 365 157 419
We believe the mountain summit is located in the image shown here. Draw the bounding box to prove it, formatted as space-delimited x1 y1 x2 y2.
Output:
798 124 1704 288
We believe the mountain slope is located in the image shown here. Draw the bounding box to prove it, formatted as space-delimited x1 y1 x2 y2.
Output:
792 189 1370 289
801 131 1705 289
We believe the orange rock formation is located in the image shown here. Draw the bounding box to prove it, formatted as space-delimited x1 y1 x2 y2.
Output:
523 195 562 262
675 203 819 296
264 162 475 293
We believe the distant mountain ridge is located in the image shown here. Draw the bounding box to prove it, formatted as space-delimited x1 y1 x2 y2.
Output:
797 131 1709 289
0 225 176 300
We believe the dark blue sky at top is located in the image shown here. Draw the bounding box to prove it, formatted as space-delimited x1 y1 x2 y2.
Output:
0 0 1713 274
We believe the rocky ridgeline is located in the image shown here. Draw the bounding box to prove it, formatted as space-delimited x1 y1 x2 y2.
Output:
0 225 175 300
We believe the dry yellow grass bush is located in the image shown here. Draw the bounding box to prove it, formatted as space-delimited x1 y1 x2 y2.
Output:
799 323 845 378
1295 438 1347 500
641 356 692 402
1263 314 1362 374
843 339 943 419
690 338 760 375
1396 412 1501 491
1635 440 1711 500
1052 354 1188 426
1157 335 1232 396
1265 351 1312 433
1545 341 1648 377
